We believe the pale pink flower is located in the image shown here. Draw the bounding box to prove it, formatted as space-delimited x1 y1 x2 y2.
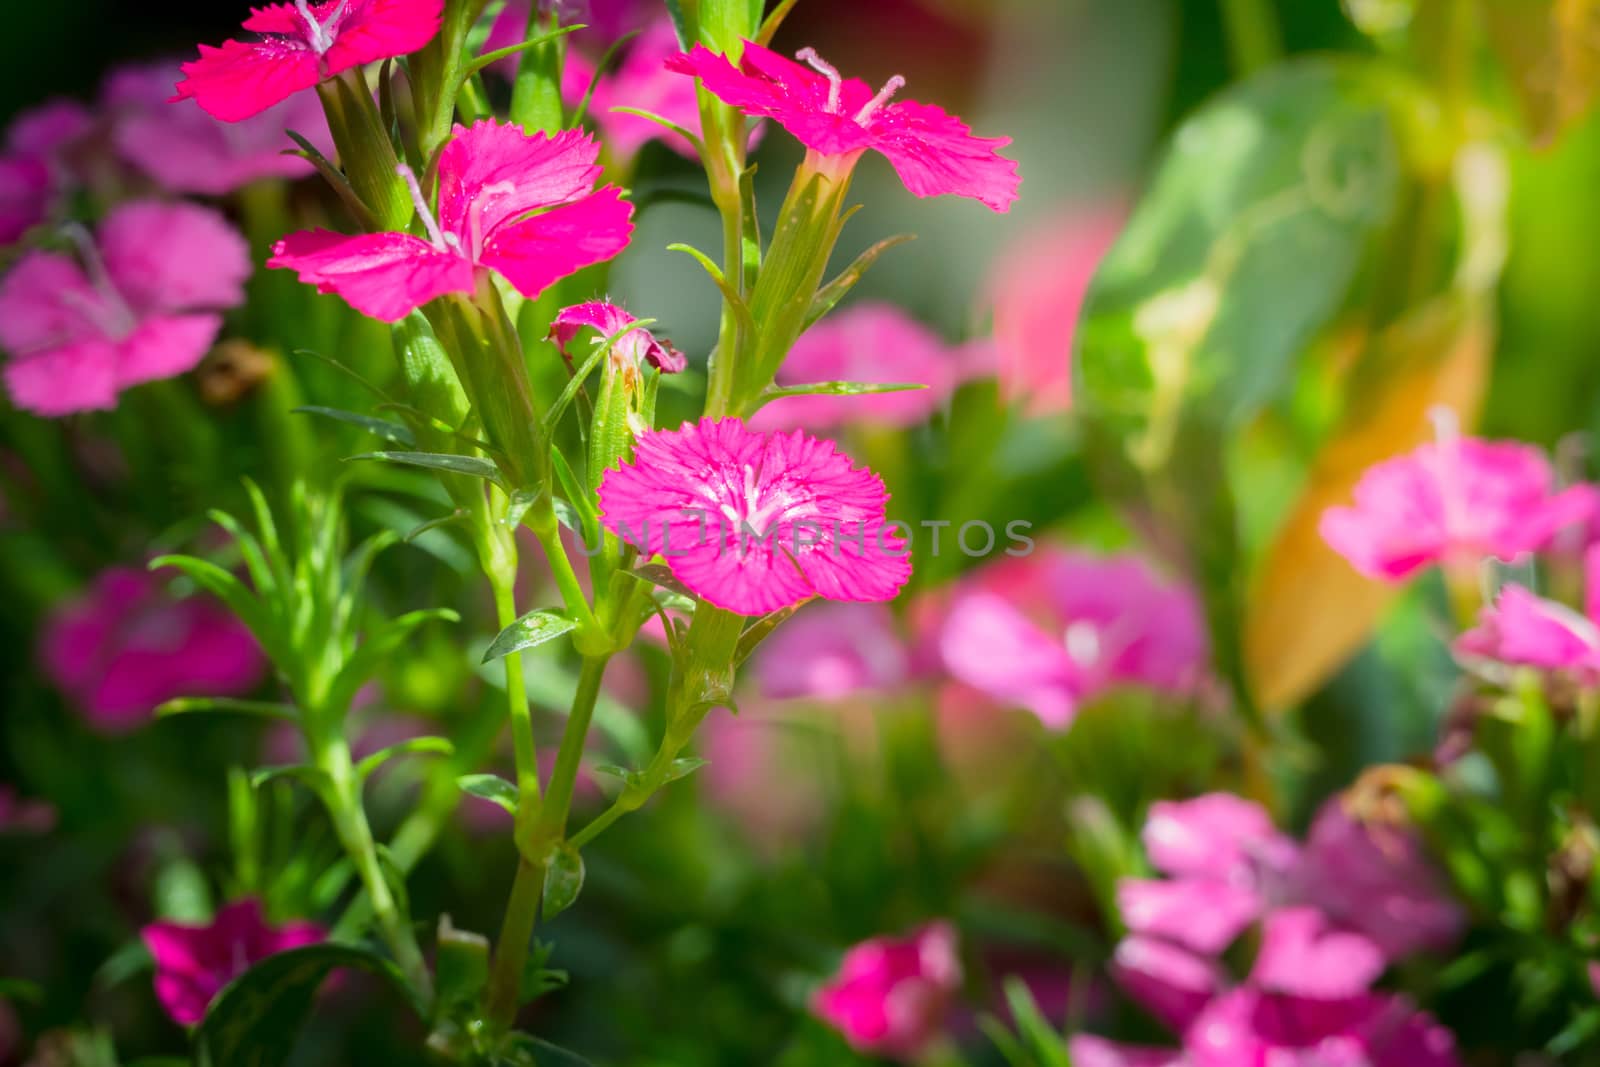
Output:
1455 543 1600 681
270 120 633 322
1116 794 1299 956
40 567 266 733
936 549 1209 729
667 41 1020 212
106 62 332 195
752 601 909 701
1109 935 1223 1035
0 200 250 415
597 417 911 616
175 0 445 122
986 208 1123 416
751 302 984 431
0 99 92 243
1186 988 1460 1067
142 898 324 1026
1320 434 1593 582
812 922 962 1061
549 300 685 375
1067 1036 1185 1067
1298 800 1464 961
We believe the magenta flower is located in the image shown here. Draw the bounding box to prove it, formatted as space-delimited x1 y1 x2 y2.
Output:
597 417 911 616
1067 1036 1185 1067
812 922 962 1061
40 567 266 733
1455 545 1600 682
1185 988 1460 1067
667 41 1020 212
753 602 910 701
549 300 686 375
1320 432 1593 582
106 62 332 195
0 99 92 244
1117 794 1299 956
270 119 633 322
751 302 985 432
0 200 250 415
142 898 324 1026
936 549 1209 729
1298 800 1464 961
174 0 445 122
1110 935 1224 1035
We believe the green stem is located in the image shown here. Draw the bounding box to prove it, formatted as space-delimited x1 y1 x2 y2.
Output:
527 499 606 647
485 855 544 1032
1218 0 1282 77
538 655 611 837
489 553 542 804
318 740 433 1003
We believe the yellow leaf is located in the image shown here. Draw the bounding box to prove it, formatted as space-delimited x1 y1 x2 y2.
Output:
1244 300 1492 711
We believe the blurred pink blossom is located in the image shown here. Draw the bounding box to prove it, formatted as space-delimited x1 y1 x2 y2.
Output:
175 0 445 122
142 898 324 1026
1456 542 1600 682
752 601 910 701
936 549 1209 729
598 418 911 616
40 567 266 733
271 120 633 322
0 200 250 415
986 209 1122 416
668 41 1019 211
105 62 332 195
1320 433 1592 582
1298 800 1465 960
0 99 92 244
752 302 989 432
812 922 962 1060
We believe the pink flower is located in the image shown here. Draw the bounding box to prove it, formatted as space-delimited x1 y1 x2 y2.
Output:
106 62 332 195
590 19 718 161
1186 988 1460 1067
0 200 250 415
1320 433 1593 582
0 785 56 834
486 0 652 53
1110 935 1223 1034
752 602 909 701
936 549 1209 729
549 300 685 375
1455 544 1600 682
812 922 962 1061
1298 800 1464 961
174 0 445 122
142 898 324 1026
40 567 266 733
986 208 1123 416
1248 907 1385 1001
597 417 911 616
0 99 92 243
1067 1036 1185 1067
1116 794 1299 955
667 41 1020 212
270 119 633 322
751 302 984 431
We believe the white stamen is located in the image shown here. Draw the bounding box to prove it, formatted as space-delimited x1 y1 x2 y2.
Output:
295 0 347 55
854 75 906 123
396 165 460 253
1063 621 1102 668
1428 404 1467 534
796 47 843 113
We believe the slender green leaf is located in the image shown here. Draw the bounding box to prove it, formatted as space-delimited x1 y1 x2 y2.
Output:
355 736 455 781
482 609 577 663
456 773 518 814
733 598 814 665
805 234 915 329
348 451 506 488
294 407 417 448
156 698 299 722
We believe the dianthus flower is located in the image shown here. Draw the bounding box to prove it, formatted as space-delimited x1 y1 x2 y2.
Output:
142 899 324 1026
812 922 961 1061
549 301 686 376
597 417 911 616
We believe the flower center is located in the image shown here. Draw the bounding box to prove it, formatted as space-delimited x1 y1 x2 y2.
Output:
396 164 462 254
716 464 795 534
295 0 347 55
795 47 906 124
60 223 137 340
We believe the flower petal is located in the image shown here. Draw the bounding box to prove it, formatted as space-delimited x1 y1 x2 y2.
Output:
100 201 252 314
438 121 607 244
478 187 634 301
269 229 475 322
323 0 446 78
0 251 99 354
869 99 1020 213
174 39 323 123
4 341 120 416
115 314 224 389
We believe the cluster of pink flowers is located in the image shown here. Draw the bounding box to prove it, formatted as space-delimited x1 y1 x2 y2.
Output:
1075 793 1463 1066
